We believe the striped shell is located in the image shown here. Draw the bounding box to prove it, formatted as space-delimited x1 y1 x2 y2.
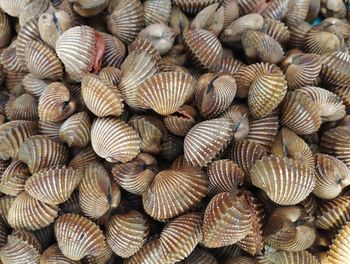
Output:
101 33 126 68
0 160 30 196
0 0 31 17
184 118 235 167
304 30 343 55
225 256 255 264
163 105 197 137
320 0 346 18
5 94 38 121
128 37 163 69
124 239 164 264
221 0 240 28
68 146 100 171
220 104 249 141
173 0 221 15
1 45 27 72
327 220 350 263
98 67 122 86
285 0 310 25
261 18 290 44
170 6 190 44
191 3 224 37
250 156 315 205
263 250 319 264
144 0 172 25
289 21 312 49
142 166 208 220
219 57 246 75
180 248 218 264
23 73 51 98
0 196 15 225
38 120 62 142
321 51 350 86
18 0 51 27
333 85 350 111
40 244 80 264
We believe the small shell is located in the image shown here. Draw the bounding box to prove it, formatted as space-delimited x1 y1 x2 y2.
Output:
23 73 51 97
107 210 149 258
327 220 350 263
91 117 141 163
172 0 221 15
124 239 164 264
261 18 290 45
18 0 51 26
202 192 252 248
40 244 80 264
304 30 344 55
25 166 82 205
285 0 310 26
98 67 122 86
321 51 350 86
184 118 235 167
101 33 126 68
250 156 315 205
163 105 197 137
0 196 15 225
0 0 31 17
142 166 208 220
0 160 30 196
280 91 321 135
5 94 38 121
8 192 58 230
107 0 144 45
180 248 218 264
68 146 100 171
287 21 312 50
18 135 69 173
191 3 224 37
144 0 172 25
54 213 106 261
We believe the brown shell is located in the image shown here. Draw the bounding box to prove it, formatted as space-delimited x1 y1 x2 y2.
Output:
70 0 109 17
128 37 163 69
124 239 164 264
262 250 319 264
173 0 221 15
1 45 27 72
184 118 235 167
18 0 51 27
0 196 15 226
224 256 256 264
180 248 218 264
221 0 239 28
288 21 312 50
144 0 172 26
106 210 149 258
40 244 80 264
261 18 290 45
202 192 252 248
142 166 208 220
304 30 344 55
101 33 126 68
321 51 350 86
250 156 315 205
59 191 82 215
159 134 184 162
163 105 197 137
284 0 310 25
68 146 100 171
4 71 26 96
5 94 38 121
54 213 106 261
38 120 62 142
220 104 249 141
320 0 346 18
98 67 122 86
8 192 58 230
0 218 8 248
333 85 350 111
327 220 350 263
81 241 113 264
25 166 81 205
219 57 246 75
170 6 190 44
0 160 30 196
23 73 51 98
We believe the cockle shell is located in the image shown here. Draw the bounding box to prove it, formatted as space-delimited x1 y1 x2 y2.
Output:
0 160 30 196
81 240 114 264
144 0 172 26
285 0 310 26
68 146 100 171
327 220 350 263
69 0 109 17
38 120 62 142
224 256 255 264
320 0 346 18
259 0 289 21
191 3 224 37
219 57 246 75
101 33 126 68
18 0 51 27
261 249 319 264
40 244 80 264
34 224 54 251
333 86 350 111
180 248 218 264
221 0 240 28
0 0 32 17
22 73 51 98
261 18 290 45
172 0 221 15
163 105 197 137
98 67 122 86
59 191 82 215
124 239 164 264
287 21 312 50
0 196 15 226
304 30 344 55
170 6 190 44
0 218 8 248
220 104 249 141
1 45 27 72
321 51 350 86
5 94 38 121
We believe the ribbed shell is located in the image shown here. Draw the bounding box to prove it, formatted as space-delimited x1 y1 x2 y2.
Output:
23 73 50 97
160 212 202 263
321 51 350 86
98 67 122 86
202 192 252 248
8 192 58 230
107 0 144 45
5 94 38 121
173 0 221 14
0 160 30 196
142 166 208 220
106 210 149 258
138 71 196 115
225 256 256 264
101 33 126 68
81 241 113 264
1 46 27 72
280 91 321 135
18 0 51 27
128 37 163 69
18 135 68 174
25 166 82 205
263 250 319 264
250 156 315 205
191 3 224 37
219 57 246 75
261 0 289 20
124 239 164 264
180 248 217 264
220 104 249 141
0 0 31 17
59 191 82 215
144 0 172 25
163 105 197 137
4 71 26 96
304 30 343 55
327 220 350 263
285 0 310 25
261 18 290 45
333 85 350 111
0 120 38 160
38 120 62 142
54 213 106 261
40 244 80 264
91 117 141 163
0 196 15 225
289 21 312 49
25 40 63 81
68 146 100 171
0 218 8 248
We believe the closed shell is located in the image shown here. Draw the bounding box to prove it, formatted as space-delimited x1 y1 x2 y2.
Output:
40 244 80 264
180 248 218 264
0 196 16 226
38 120 62 142
0 0 32 17
18 0 51 27
333 85 350 111
263 250 319 264
144 0 172 25
5 94 38 121
1 45 27 72
220 104 249 141
304 30 343 55
261 18 290 45
0 160 30 196
285 0 310 26
68 146 100 171
219 57 246 75
191 3 224 37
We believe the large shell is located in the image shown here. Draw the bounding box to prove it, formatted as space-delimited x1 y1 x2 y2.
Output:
327 220 350 263
0 160 30 196
5 94 38 121
144 0 172 25
40 244 80 264
250 156 315 205
138 71 196 115
163 105 197 137
8 192 58 230
321 51 350 86
25 166 81 205
172 0 221 15
106 210 149 258
304 30 344 55
91 117 141 163
124 239 164 264
184 118 235 167
142 166 208 220
101 33 126 68
23 73 51 97
54 213 106 261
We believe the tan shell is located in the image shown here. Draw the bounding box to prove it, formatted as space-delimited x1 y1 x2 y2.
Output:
333 85 350 111
70 0 109 17
170 6 190 44
25 166 81 205
219 57 246 75
224 256 256 264
191 3 224 37
0 0 31 17
0 160 30 196
106 210 149 258
220 104 249 141
4 71 26 96
68 146 100 171
40 244 80 264
54 213 106 261
172 0 221 15
320 0 346 18
288 21 312 50
1 45 27 72
5 94 38 121
91 117 141 163
163 105 197 137
202 192 252 248
18 0 51 27
304 30 344 55
261 18 290 45
23 73 51 98
250 156 315 205
142 166 208 220
262 249 319 264
0 218 8 248
124 239 164 264
18 135 68 174
321 51 350 86
59 191 82 215
285 0 310 25
327 220 350 263
101 33 126 68
98 67 122 86
144 0 172 26
0 196 15 225
184 118 235 167
81 241 113 264
38 120 62 142
180 248 218 264
8 192 58 230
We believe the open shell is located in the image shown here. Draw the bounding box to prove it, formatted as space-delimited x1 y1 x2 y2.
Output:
163 105 197 137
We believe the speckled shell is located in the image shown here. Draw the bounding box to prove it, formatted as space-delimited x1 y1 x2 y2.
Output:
327 220 350 263
202 192 252 248
173 0 221 14
321 51 350 86
144 0 172 25
54 213 106 261
40 244 80 264
5 94 38 121
124 239 164 264
0 160 30 196
106 210 149 258
91 117 141 163
101 33 126 68
8 192 58 230
250 156 315 205
18 135 68 174
142 166 208 220
184 117 235 167
138 71 196 115
163 105 197 137
23 73 51 98
25 166 81 205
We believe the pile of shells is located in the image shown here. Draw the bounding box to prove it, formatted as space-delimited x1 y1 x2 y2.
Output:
1 0 350 263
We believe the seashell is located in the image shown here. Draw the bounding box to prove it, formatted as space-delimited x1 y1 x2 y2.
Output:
25 165 81 205
263 206 315 251
0 230 41 264
320 0 346 18
172 0 221 15
184 118 235 167
18 0 51 27
224 256 256 264
220 104 249 141
0 196 15 225
81 241 114 264
119 50 159 110
271 128 314 169
0 218 8 248
219 57 246 75
5 71 26 96
0 160 30 196
262 249 319 263
242 30 284 64
107 0 144 45
40 243 80 264
288 21 312 50
101 33 126 68
68 146 100 171
59 190 82 215
314 17 350 39
285 0 310 26
306 0 320 22
210 244 242 262
195 73 237 119
261 18 290 45
1 45 27 72
79 162 120 219
207 159 244 196
128 37 163 69
98 67 122 86
144 0 172 26
0 159 9 176
191 4 224 37
55 213 106 261
280 91 321 135
106 210 149 258
81 73 123 117
321 51 350 86
170 154 192 169
258 0 289 21
23 73 51 98
162 44 188 67
91 117 141 163
0 120 38 160
250 156 315 205
56 26 106 82
202 192 252 248
142 166 208 220
0 0 32 17
160 212 202 262
5 94 38 121
170 6 190 44
69 0 109 17
18 135 69 173
221 0 240 28
38 120 62 142
307 29 346 55
38 82 76 123
327 220 350 263
124 239 164 264
163 105 197 137
180 248 218 264
184 28 223 71
333 86 350 112
33 224 55 250
138 71 196 115
8 192 58 230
